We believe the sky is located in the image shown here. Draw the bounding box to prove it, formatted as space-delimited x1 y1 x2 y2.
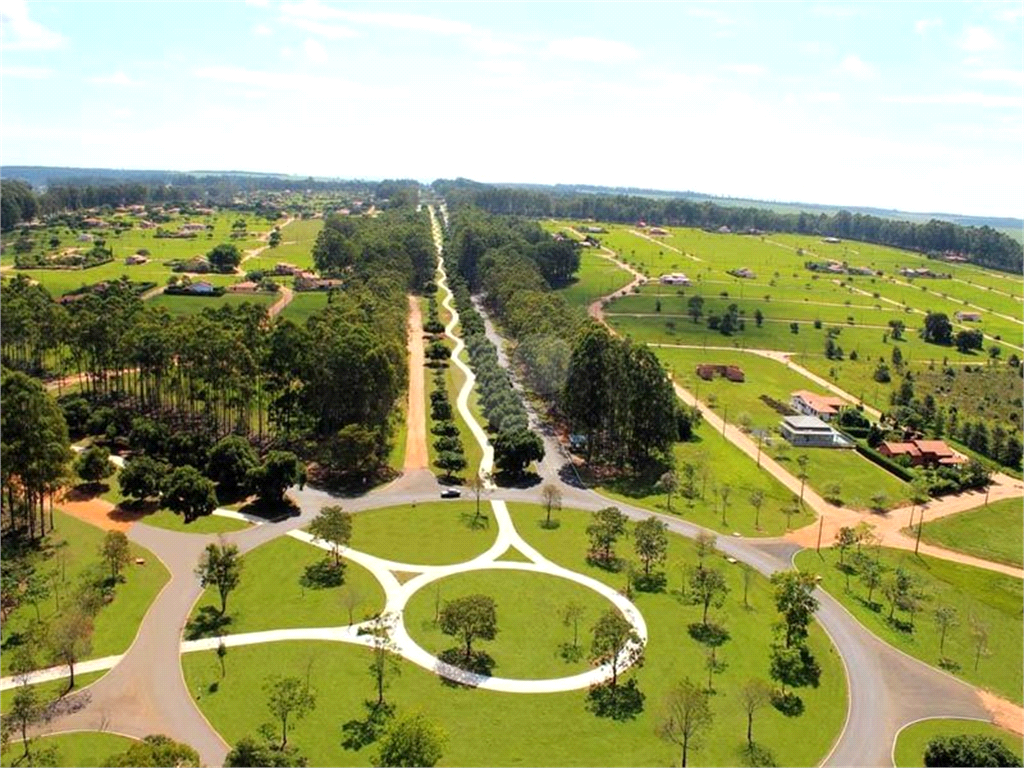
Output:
1 1 1022 217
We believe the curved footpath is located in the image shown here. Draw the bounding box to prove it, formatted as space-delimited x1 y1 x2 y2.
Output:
10 208 1018 767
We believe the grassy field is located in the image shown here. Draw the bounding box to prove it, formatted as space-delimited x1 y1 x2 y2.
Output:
917 498 1023 568
183 505 846 767
795 547 1023 704
243 217 323 273
598 426 813 536
188 536 386 637
770 443 909 511
0 731 138 767
277 291 330 324
893 718 1024 767
347 502 497 566
138 509 250 534
0 511 169 675
146 292 276 316
0 670 106 714
553 249 634 308
404 569 616 679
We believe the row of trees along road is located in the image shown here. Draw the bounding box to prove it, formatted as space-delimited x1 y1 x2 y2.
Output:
435 179 1023 274
1 203 435 487
444 205 689 474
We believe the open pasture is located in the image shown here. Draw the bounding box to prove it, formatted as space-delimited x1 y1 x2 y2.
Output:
240 217 323 273
553 249 634 308
146 292 276 316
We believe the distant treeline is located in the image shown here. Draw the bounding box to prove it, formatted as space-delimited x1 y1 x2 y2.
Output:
433 179 1024 275
0 175 421 231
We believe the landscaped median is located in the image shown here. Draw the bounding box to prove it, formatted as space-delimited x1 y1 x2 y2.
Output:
794 546 1023 704
0 731 138 768
893 718 1023 767
916 498 1024 569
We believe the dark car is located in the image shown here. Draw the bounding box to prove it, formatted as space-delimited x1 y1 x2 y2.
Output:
440 488 461 498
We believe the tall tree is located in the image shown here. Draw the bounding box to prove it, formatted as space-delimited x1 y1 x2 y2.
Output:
770 570 819 648
689 567 729 626
438 594 498 662
590 609 642 688
264 675 316 749
162 466 218 523
656 678 713 768
308 506 352 568
634 516 668 577
49 608 93 691
540 483 562 528
586 506 628 565
195 541 242 615
367 613 401 708
100 530 131 581
738 678 772 747
372 712 446 768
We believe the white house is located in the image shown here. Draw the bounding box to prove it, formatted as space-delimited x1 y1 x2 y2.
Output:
790 390 848 422
659 273 691 286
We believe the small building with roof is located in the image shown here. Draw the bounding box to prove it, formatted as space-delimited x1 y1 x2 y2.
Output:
791 390 848 422
779 415 854 448
878 440 963 467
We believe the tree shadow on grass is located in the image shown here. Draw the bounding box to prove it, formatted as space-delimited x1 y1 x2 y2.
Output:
537 517 561 530
341 701 395 751
558 642 584 663
300 558 345 590
237 497 300 523
633 571 667 593
459 510 490 530
688 622 730 647
436 648 495 686
585 679 645 721
63 482 110 502
770 690 805 717
184 606 232 640
738 742 779 767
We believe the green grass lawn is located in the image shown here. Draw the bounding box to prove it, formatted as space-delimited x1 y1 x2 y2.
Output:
146 292 276 316
554 249 634 308
917 498 1023 568
0 730 138 767
0 511 169 675
794 546 1023 704
347 502 497 566
138 508 250 534
188 536 386 638
769 444 909 511
598 426 813 537
404 569 615 679
893 718 1023 767
0 671 106 714
183 505 846 767
277 291 331 324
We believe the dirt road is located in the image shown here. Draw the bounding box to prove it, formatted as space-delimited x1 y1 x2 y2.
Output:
403 294 429 470
266 285 294 318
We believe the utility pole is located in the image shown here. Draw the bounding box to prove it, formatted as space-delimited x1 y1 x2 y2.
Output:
816 515 824 553
721 405 728 436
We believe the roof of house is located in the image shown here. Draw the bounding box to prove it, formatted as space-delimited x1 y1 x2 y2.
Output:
782 415 835 432
881 441 922 457
792 390 847 415
914 440 955 457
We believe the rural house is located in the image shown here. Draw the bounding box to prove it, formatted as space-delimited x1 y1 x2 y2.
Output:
790 390 848 422
955 311 982 322
779 415 853 448
878 440 964 467
660 273 691 286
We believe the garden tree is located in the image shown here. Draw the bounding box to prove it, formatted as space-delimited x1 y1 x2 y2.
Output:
969 614 990 671
367 613 401 708
687 295 704 324
439 594 498 661
341 584 364 625
859 557 884 606
694 531 717 564
224 736 306 768
207 242 242 272
100 530 131 581
308 506 352 568
782 501 800 531
540 483 562 527
835 526 858 565
795 454 809 505
634 516 668 577
954 328 985 354
217 638 227 677
589 609 642 688
562 601 585 652
1 683 43 762
435 451 467 480
923 734 1022 767
754 308 764 327
888 319 906 340
425 340 451 362
891 345 904 367
741 563 754 609
922 312 953 345
74 445 114 486
717 483 732 524
195 541 242 615
656 678 713 768
372 711 446 768
118 455 168 502
248 451 306 506
492 427 544 478
106 735 201 768
689 566 729 626
162 465 218 523
738 678 773 748
264 675 317 749
206 435 260 495
768 641 818 697
269 229 282 247
747 488 765 529
658 471 679 512
934 604 959 657
680 463 697 499
586 506 629 565
770 570 819 648
49 608 93 691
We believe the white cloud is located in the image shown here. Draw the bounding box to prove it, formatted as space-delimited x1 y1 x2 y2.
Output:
721 63 765 76
253 23 272 37
302 37 327 63
463 31 520 57
914 18 942 35
245 0 269 6
477 60 526 76
283 17 356 39
87 71 139 86
838 54 875 78
959 26 999 52
686 5 735 25
972 68 1024 86
0 0 64 51
994 6 1023 22
1 64 52 78
280 1 470 35
546 37 638 63
811 4 857 19
883 92 1022 109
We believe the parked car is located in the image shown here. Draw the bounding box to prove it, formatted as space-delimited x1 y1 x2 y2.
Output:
440 488 461 499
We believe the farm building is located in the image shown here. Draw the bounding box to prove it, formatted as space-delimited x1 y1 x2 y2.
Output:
189 281 216 295
955 311 982 322
728 267 756 279
878 440 964 467
790 390 848 422
822 237 842 243
779 416 853 448
295 273 343 291
660 273 691 286
696 364 745 382
227 281 260 293
649 227 669 236
125 254 148 265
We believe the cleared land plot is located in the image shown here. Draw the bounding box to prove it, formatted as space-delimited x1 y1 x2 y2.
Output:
146 292 276 316
917 498 1023 568
277 291 330 324
0 510 169 675
795 547 1023 704
893 718 1023 767
183 506 845 768
553 249 634 307
0 731 138 767
189 536 386 637
599 426 812 536
242 217 324 273
348 502 497 566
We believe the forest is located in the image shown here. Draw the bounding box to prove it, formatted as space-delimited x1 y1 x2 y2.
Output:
434 179 1024 274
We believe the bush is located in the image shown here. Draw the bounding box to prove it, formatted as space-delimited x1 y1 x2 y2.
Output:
854 443 916 482
923 734 1022 767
